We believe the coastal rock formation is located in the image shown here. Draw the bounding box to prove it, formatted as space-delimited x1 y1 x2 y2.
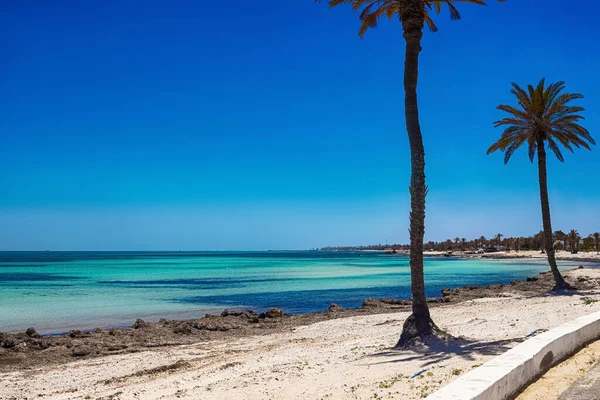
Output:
68 330 84 338
328 303 345 312
362 298 383 308
25 327 41 339
380 298 412 306
71 346 92 357
1 337 16 349
132 319 148 329
221 309 259 321
265 308 283 318
173 323 193 335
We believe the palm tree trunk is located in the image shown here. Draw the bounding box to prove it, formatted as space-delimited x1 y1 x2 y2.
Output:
536 139 569 290
396 3 436 347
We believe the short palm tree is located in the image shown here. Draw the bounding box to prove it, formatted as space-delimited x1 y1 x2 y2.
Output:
320 0 500 346
488 79 595 289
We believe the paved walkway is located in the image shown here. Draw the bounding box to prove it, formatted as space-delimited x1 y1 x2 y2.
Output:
558 361 600 400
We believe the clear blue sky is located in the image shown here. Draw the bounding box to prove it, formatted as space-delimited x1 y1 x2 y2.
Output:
1 0 598 250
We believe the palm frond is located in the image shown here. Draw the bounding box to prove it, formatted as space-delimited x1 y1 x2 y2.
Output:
320 0 496 36
489 79 594 164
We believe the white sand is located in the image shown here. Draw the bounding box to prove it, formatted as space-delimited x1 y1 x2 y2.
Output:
3 269 600 400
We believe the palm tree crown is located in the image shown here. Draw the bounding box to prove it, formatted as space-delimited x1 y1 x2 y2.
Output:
321 0 495 37
487 79 595 164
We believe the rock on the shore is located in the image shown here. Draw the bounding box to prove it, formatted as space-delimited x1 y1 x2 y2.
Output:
221 309 259 321
28 339 50 350
441 288 452 297
1 337 17 349
328 303 345 312
25 327 41 339
132 319 148 329
362 298 382 308
71 346 92 357
265 308 283 318
193 321 231 332
173 323 193 335
380 298 411 306
68 330 83 338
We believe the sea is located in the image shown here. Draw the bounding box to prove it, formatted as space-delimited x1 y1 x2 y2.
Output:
0 251 596 334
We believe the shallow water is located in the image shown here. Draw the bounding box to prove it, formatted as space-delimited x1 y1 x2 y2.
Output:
0 251 595 333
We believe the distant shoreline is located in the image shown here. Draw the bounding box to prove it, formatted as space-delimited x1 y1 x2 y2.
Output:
387 249 600 264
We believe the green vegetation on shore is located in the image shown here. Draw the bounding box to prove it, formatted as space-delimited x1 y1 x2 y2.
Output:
320 230 600 254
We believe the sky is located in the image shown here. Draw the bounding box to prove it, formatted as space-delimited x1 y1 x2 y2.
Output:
1 0 599 250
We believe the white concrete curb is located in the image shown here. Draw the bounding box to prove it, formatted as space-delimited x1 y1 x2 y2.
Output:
426 310 600 400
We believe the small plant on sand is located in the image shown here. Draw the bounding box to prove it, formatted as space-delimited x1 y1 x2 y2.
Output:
471 363 482 369
582 297 599 306
451 368 463 376
419 383 431 398
378 374 406 388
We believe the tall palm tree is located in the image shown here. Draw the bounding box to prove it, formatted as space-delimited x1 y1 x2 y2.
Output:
321 0 499 346
479 235 487 249
488 79 595 290
593 233 600 255
568 229 581 254
495 233 503 247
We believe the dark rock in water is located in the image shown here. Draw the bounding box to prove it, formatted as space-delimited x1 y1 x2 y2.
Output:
132 319 148 329
71 346 91 357
1 337 17 349
258 313 267 319
68 330 83 338
464 285 480 290
380 298 411 306
441 288 452 297
92 328 103 334
265 308 283 318
362 298 382 308
489 284 504 290
578 265 585 269
526 276 539 282
25 327 41 339
108 328 119 336
510 281 518 286
159 318 168 324
328 303 345 312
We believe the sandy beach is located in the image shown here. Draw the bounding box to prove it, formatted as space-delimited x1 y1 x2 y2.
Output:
424 250 600 263
3 267 600 400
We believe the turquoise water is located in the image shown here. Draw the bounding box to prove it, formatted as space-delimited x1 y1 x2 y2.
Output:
0 251 596 334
